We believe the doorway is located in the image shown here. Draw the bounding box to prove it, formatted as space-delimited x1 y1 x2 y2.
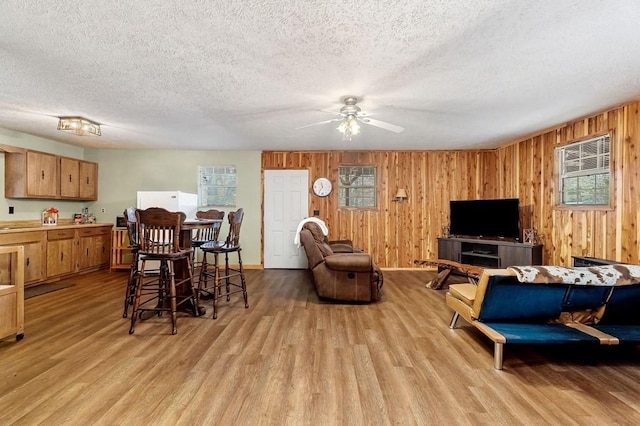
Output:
263 170 309 269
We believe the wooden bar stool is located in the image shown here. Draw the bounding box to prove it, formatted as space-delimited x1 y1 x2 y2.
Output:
121 207 139 318
191 209 224 270
128 207 199 335
197 208 248 319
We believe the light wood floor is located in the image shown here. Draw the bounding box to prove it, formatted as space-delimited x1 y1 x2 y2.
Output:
1 269 640 425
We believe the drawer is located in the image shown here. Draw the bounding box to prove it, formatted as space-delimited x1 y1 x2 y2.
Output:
77 227 111 237
0 231 45 245
47 229 76 240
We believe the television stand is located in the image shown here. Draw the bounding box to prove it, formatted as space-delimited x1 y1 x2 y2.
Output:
438 237 543 268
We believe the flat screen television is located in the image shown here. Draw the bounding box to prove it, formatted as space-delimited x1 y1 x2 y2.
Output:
449 198 520 240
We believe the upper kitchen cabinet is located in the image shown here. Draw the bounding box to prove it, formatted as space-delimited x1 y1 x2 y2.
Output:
78 160 98 200
2 145 98 201
5 150 58 198
59 157 80 198
59 157 98 200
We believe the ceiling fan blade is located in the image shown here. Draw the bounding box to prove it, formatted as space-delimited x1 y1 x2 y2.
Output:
295 119 341 130
360 117 404 133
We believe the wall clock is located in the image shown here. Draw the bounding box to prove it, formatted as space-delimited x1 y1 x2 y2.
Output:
312 177 332 197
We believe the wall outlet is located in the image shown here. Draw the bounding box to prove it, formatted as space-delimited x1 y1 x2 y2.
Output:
101 208 105 213
8 206 14 214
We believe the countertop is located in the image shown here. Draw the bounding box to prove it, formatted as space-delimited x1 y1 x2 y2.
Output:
0 222 113 234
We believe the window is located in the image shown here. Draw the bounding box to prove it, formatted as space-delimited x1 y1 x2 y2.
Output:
556 134 610 206
198 166 237 207
338 166 377 208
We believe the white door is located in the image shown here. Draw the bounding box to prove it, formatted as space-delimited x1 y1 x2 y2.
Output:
264 170 309 269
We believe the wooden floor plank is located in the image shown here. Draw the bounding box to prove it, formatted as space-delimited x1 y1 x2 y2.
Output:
1 268 640 424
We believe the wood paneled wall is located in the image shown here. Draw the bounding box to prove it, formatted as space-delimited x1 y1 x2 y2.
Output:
497 101 640 265
262 150 497 268
263 101 640 268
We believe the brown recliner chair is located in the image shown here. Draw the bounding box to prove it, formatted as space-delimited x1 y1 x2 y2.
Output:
299 222 383 302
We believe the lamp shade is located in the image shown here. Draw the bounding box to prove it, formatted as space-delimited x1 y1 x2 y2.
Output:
395 188 408 199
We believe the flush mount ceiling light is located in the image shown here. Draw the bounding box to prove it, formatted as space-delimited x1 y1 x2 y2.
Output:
57 116 101 136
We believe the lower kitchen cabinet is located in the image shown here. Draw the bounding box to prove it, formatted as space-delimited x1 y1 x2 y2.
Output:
0 245 25 342
0 231 46 285
47 229 76 278
0 224 112 285
77 226 111 271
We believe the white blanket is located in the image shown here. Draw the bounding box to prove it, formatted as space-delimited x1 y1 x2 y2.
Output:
293 217 329 247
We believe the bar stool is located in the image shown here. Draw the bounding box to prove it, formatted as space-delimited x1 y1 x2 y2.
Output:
191 209 224 270
197 208 248 319
128 207 199 335
122 207 139 318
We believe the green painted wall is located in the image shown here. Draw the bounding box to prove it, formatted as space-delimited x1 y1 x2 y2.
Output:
0 128 87 221
0 128 263 266
88 148 262 265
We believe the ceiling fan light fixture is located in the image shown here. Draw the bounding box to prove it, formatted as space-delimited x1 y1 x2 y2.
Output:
57 116 101 136
336 114 360 141
348 116 360 135
299 95 403 140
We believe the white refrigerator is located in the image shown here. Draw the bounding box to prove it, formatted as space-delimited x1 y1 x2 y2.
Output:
136 191 198 220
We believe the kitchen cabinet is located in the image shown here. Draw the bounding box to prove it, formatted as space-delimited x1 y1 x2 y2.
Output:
59 157 80 198
46 229 76 278
79 160 98 200
5 150 58 198
0 224 112 284
2 145 98 200
59 158 98 200
0 231 46 285
77 226 111 271
0 245 24 342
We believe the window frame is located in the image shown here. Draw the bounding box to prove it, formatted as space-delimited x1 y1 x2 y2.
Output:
554 132 612 210
198 165 237 208
337 165 378 209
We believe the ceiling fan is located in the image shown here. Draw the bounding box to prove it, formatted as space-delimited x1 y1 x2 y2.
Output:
297 96 404 141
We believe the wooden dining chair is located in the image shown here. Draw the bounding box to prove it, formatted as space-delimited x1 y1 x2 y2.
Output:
128 207 199 335
197 208 248 319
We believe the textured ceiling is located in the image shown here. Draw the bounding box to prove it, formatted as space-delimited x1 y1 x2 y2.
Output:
1 1 640 151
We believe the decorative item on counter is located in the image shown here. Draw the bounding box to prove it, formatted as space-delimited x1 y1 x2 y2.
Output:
42 207 59 226
86 214 96 224
73 214 83 224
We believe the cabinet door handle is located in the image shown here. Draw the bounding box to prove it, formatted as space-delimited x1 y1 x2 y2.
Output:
69 174 72 182
86 177 90 184
26 257 30 266
41 170 45 180
60 253 64 261
86 248 89 256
